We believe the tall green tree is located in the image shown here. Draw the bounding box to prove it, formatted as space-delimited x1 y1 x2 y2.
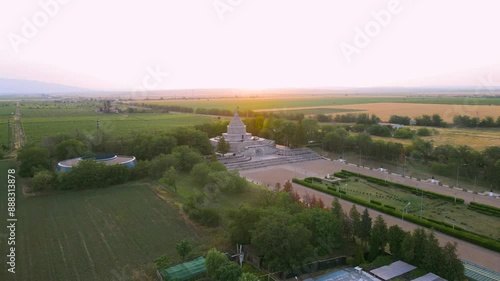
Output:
205 248 229 279
190 162 212 185
55 138 90 161
343 213 354 241
349 205 361 239
331 198 345 233
301 118 319 142
300 208 342 255
401 232 415 264
412 228 428 267
369 215 388 260
438 242 465 281
387 225 405 258
353 244 366 266
160 166 177 192
423 231 441 274
227 205 261 244
214 262 242 281
251 210 313 271
322 128 348 153
17 146 51 177
172 145 203 172
176 239 192 260
217 137 231 155
148 154 179 179
359 208 372 247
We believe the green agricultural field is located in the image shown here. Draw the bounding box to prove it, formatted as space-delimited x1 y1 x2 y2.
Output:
321 177 500 239
19 101 110 118
22 113 214 144
0 158 269 281
0 102 16 117
0 120 11 149
142 96 500 111
0 179 205 281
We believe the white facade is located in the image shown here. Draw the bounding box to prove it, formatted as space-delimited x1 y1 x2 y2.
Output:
211 109 276 156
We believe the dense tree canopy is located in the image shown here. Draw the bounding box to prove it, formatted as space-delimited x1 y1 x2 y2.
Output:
17 146 51 177
251 210 313 272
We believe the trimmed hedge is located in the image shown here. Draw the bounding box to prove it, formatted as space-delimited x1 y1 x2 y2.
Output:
370 200 382 206
467 205 500 218
333 172 347 179
292 178 500 253
340 170 465 204
469 202 500 213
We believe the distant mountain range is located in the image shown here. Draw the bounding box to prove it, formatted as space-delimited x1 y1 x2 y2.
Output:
0 77 498 96
0 78 91 95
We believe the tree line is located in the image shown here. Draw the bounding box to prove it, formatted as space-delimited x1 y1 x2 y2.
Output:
331 112 500 128
224 183 463 280
127 102 306 121
193 114 499 189
321 126 500 189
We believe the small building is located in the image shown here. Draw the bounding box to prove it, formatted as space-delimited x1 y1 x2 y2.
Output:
158 256 207 281
370 261 416 280
378 122 405 129
57 154 136 172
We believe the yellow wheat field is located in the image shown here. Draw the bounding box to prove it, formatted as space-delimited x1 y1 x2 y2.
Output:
330 103 500 122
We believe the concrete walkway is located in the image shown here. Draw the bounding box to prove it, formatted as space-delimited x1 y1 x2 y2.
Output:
240 159 500 272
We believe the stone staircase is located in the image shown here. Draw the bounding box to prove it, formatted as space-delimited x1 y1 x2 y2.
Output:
223 148 321 171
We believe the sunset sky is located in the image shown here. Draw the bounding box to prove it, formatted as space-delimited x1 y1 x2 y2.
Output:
0 0 499 91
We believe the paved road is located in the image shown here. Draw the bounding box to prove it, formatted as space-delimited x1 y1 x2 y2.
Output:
240 159 500 272
336 161 500 207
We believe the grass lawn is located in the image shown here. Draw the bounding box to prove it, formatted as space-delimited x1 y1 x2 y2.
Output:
320 177 500 239
0 168 207 281
159 174 267 219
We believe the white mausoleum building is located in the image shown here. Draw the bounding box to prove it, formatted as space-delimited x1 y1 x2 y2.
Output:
210 109 276 156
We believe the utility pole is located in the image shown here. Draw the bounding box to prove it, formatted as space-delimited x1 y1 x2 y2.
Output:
420 188 423 218
403 155 407 177
402 202 411 221
7 119 11 149
456 163 466 189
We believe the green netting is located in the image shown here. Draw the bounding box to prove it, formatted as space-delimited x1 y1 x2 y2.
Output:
160 256 207 281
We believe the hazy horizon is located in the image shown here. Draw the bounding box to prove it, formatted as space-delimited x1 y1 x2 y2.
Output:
1 0 499 92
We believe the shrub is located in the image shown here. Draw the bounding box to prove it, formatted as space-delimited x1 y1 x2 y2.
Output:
198 208 221 227
417 128 431 136
32 170 56 191
394 128 414 139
